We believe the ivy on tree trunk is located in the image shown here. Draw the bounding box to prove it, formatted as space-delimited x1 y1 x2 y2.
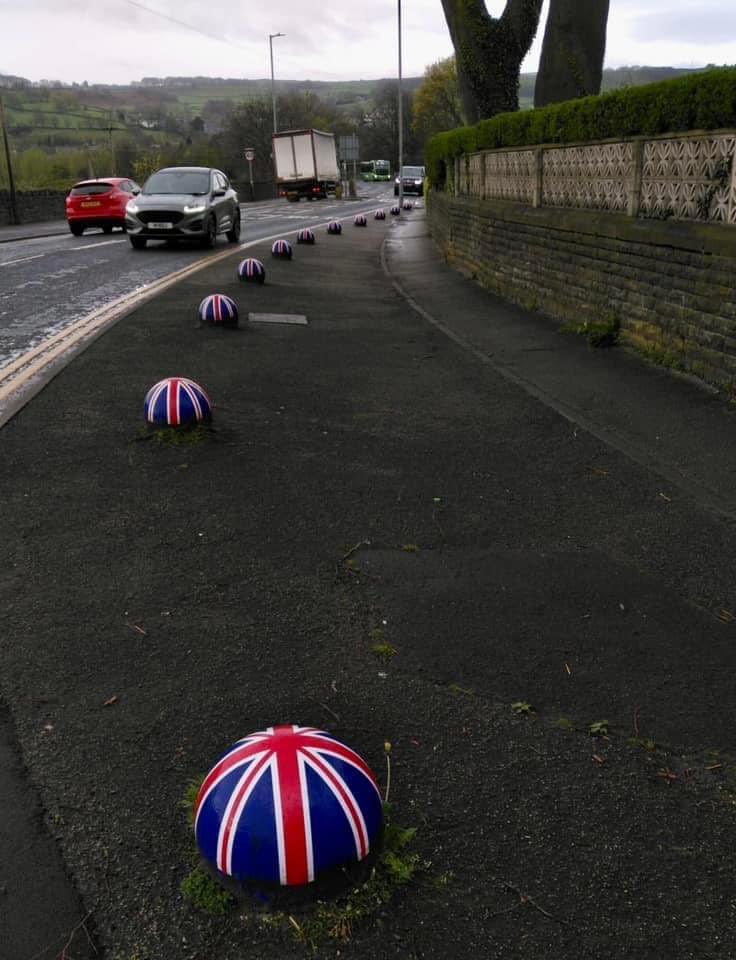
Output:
534 0 610 107
440 0 543 124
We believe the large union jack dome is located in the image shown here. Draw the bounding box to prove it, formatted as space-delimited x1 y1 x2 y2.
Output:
198 294 239 327
354 214 367 227
327 220 342 234
194 725 384 886
374 209 386 220
296 228 315 244
390 205 400 216
144 377 211 426
237 258 266 283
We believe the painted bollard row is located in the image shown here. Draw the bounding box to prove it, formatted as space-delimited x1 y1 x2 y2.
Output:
145 211 391 889
149 208 393 427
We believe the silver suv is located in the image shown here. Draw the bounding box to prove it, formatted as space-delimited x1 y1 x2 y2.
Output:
125 166 240 249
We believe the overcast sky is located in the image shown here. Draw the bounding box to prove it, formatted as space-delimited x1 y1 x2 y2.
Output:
1 0 734 85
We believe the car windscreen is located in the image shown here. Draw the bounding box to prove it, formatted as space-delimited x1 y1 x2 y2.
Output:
401 167 424 178
143 171 211 195
70 183 114 196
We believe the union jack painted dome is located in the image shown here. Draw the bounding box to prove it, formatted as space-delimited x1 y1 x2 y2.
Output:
327 221 342 234
238 258 266 283
354 214 367 227
402 201 413 210
374 209 386 220
390 205 400 216
296 228 315 244
194 725 384 886
271 239 293 259
198 294 238 327
144 377 211 427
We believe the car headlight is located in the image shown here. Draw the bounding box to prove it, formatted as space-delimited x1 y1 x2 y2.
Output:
414 180 422 185
126 201 139 215
183 203 206 214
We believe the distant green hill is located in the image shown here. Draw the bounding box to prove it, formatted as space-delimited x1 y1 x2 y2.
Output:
2 65 710 140
0 66 718 187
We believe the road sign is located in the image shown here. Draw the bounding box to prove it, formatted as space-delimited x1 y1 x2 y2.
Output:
338 135 359 161
244 147 255 161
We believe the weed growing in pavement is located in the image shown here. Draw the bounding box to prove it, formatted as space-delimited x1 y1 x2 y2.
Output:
152 424 211 445
448 682 474 696
511 701 534 716
261 810 422 950
372 642 397 661
181 864 235 916
628 737 657 752
554 717 574 730
181 776 204 826
401 543 420 553
561 315 620 348
589 720 610 736
136 424 213 445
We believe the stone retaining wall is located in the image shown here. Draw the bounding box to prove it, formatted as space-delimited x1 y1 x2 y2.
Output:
0 190 67 225
428 190 736 391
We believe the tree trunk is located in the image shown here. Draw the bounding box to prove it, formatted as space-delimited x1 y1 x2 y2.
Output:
440 0 543 124
534 0 610 107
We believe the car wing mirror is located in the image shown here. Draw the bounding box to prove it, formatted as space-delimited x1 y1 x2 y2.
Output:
213 188 226 198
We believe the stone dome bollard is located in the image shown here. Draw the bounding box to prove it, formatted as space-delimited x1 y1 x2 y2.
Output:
374 209 386 220
198 294 239 328
296 228 315 244
144 377 211 427
326 221 342 235
237 258 266 284
402 201 413 211
390 205 400 216
354 214 367 227
194 724 384 886
271 239 293 259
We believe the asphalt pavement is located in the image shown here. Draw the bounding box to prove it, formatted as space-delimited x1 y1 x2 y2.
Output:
1 202 736 960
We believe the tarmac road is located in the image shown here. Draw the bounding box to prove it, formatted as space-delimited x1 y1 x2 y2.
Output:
0 188 393 370
1 202 736 959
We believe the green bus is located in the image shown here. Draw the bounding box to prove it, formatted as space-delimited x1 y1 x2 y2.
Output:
359 160 391 182
373 159 391 181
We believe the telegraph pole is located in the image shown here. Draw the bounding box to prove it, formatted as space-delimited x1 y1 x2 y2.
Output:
109 110 116 176
0 95 20 225
397 0 404 213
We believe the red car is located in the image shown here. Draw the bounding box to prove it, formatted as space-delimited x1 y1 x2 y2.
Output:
65 177 141 236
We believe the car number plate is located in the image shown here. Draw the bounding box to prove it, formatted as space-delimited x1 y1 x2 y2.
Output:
149 222 173 229
81 201 101 207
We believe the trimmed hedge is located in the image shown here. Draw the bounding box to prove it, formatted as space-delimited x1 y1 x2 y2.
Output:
426 66 736 187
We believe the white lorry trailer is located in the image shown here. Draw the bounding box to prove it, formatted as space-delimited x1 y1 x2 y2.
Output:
272 128 339 201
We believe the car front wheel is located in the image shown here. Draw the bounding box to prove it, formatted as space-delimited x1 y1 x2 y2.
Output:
226 211 241 244
202 216 217 249
130 236 147 250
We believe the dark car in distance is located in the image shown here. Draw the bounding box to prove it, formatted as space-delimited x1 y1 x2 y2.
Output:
394 165 426 197
124 166 240 249
65 178 141 235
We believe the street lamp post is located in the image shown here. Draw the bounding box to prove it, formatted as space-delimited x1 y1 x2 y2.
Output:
397 0 403 213
269 32 285 135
